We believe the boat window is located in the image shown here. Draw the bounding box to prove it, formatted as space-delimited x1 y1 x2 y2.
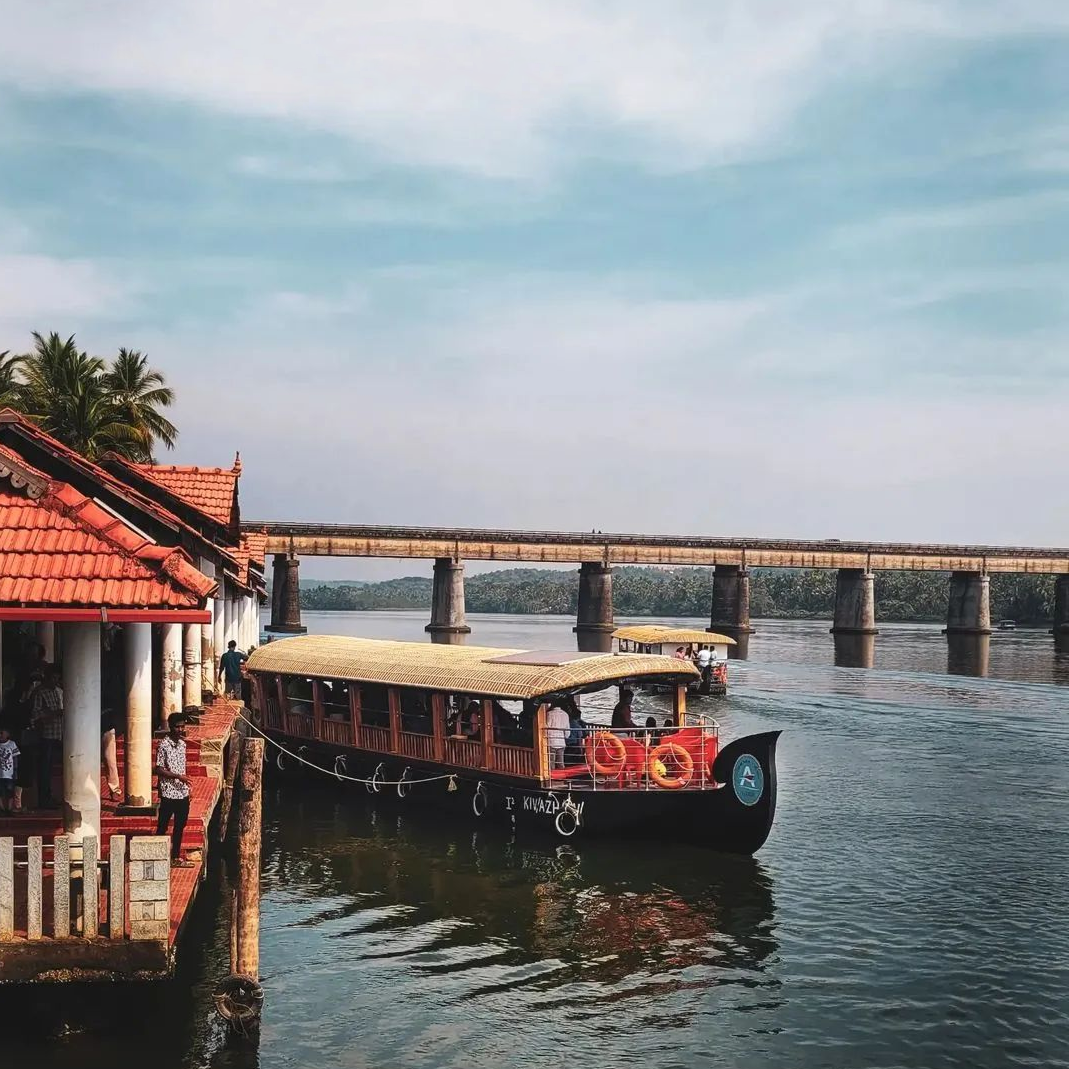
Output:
284 676 314 715
320 679 351 721
399 689 432 735
361 683 390 728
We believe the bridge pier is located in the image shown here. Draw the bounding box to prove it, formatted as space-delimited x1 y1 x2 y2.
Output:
944 570 991 635
574 562 614 653
267 552 306 634
426 558 471 644
1052 575 1069 638
709 565 752 658
830 569 877 635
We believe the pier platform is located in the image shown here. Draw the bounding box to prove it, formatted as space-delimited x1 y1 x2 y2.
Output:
0 701 240 983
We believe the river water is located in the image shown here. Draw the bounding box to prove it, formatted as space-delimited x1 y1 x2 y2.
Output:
9 614 1069 1068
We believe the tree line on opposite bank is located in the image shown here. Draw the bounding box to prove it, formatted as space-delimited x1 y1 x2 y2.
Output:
299 567 1057 625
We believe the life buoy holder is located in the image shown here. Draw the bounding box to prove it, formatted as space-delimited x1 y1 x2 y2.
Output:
397 767 412 799
366 762 384 794
588 731 627 776
472 781 488 817
648 742 694 790
333 754 347 781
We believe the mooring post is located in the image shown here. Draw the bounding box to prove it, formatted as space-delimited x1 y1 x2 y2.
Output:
235 736 263 980
217 734 243 844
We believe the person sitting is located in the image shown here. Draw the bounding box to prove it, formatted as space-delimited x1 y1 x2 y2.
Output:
461 701 482 740
611 688 637 733
673 646 688 660
643 715 661 742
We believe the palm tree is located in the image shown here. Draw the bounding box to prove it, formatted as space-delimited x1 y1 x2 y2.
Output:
0 351 24 409
15 332 179 461
104 348 178 462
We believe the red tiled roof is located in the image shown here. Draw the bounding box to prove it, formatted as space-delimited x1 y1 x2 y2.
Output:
0 445 215 608
232 532 268 590
134 460 239 528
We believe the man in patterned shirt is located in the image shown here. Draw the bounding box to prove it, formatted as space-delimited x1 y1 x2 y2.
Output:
154 713 194 867
31 668 63 809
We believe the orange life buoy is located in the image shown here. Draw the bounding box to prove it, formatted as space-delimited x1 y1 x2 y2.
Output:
648 742 694 789
587 731 628 775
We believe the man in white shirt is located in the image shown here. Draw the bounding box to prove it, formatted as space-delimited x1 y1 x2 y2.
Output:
155 713 194 868
546 704 571 770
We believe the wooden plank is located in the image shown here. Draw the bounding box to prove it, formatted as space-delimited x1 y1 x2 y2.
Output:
0 837 13 940
26 837 42 940
311 679 325 738
349 684 362 747
108 835 126 940
387 689 401 754
53 835 70 938
481 698 494 771
534 704 549 786
673 684 687 727
431 693 445 762
82 835 99 938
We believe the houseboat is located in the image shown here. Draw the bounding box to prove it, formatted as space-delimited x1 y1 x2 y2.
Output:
246 636 780 855
613 626 735 695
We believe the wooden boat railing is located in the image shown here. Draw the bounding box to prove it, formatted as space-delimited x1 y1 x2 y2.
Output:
359 724 391 753
491 743 537 778
400 731 435 762
444 737 483 769
321 718 354 746
284 711 315 738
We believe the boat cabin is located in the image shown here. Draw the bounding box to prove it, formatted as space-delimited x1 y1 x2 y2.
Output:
246 636 722 792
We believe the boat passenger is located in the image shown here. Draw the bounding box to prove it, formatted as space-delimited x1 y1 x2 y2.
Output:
673 646 688 660
565 705 587 764
546 704 571 770
517 701 536 746
611 689 637 732
461 700 482 740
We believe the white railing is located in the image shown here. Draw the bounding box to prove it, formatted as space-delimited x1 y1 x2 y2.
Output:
0 834 171 943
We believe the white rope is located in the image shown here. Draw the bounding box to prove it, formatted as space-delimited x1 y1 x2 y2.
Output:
234 708 458 789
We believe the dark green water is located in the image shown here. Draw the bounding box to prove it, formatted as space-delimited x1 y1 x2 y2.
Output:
6 615 1069 1068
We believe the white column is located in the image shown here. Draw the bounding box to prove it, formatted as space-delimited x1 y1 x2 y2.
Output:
160 622 183 728
200 558 217 696
62 622 101 844
241 597 252 649
224 597 235 650
36 620 55 662
123 623 153 809
183 623 201 710
214 578 227 687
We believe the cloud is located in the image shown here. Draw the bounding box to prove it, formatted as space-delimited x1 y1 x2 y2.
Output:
0 254 136 330
2 1 1068 178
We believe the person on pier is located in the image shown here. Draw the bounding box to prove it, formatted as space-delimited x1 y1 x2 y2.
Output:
219 640 248 700
31 668 63 809
155 713 195 868
0 726 19 812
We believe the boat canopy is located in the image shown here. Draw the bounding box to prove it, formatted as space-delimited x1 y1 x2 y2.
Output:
247 635 698 701
612 626 737 647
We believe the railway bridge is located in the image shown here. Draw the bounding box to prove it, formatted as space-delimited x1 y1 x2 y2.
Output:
244 522 1069 662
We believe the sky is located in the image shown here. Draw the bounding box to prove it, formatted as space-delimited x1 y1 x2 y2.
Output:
1 2 1069 580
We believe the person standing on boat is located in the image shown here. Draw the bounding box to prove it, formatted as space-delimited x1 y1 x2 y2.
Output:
696 645 713 689
611 688 637 733
546 704 570 770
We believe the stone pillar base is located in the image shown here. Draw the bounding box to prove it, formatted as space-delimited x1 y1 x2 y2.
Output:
265 623 307 634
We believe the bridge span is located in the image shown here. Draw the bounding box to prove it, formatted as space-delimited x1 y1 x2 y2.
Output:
244 521 1069 663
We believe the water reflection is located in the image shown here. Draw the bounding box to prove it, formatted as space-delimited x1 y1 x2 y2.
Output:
429 631 468 646
947 634 991 677
833 633 876 669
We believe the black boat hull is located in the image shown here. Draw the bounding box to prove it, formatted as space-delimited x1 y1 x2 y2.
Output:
262 729 780 856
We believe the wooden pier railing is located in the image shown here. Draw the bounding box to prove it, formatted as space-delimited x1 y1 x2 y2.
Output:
0 834 171 945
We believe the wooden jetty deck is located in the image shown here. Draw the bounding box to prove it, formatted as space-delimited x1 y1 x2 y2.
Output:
0 701 240 983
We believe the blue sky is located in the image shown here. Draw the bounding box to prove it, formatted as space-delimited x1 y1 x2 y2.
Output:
1 2 1068 578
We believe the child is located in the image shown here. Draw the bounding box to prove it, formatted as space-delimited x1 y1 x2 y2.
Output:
0 726 19 812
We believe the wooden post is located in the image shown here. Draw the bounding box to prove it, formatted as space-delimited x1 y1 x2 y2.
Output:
431 693 446 762
275 674 289 723
674 684 687 727
235 736 263 980
387 689 401 754
349 685 362 748
534 703 549 785
311 679 325 739
218 736 243 843
481 698 494 771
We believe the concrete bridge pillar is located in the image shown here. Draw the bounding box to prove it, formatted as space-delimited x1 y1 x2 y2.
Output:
574 562 614 653
1052 575 1069 636
426 558 471 643
709 565 753 658
945 570 991 635
831 569 877 635
267 552 306 634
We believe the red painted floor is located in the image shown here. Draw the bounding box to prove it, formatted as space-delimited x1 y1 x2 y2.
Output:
0 700 239 942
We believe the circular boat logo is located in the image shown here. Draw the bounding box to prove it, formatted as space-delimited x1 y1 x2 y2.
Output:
732 754 764 806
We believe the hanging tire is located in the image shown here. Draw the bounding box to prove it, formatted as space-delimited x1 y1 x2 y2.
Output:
555 805 580 837
367 762 384 794
275 750 287 772
333 754 347 782
472 782 488 817
397 767 412 799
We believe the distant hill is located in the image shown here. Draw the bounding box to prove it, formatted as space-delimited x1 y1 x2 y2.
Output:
298 566 1057 624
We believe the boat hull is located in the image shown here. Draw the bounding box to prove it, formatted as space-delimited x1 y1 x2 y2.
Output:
262 729 780 855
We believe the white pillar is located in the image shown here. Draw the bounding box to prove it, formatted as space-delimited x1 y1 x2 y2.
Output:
214 578 226 688
224 597 235 650
36 620 55 662
62 622 101 845
161 622 183 728
241 597 252 649
201 558 217 697
123 623 153 808
183 623 201 710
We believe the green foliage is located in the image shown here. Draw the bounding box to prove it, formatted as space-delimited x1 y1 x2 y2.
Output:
1 331 178 461
302 567 1057 625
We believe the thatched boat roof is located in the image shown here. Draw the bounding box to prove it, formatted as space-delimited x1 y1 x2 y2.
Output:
612 625 737 646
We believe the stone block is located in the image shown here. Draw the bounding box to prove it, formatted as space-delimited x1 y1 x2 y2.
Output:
129 860 144 881
154 900 170 920
130 918 169 941
130 836 170 861
130 877 171 902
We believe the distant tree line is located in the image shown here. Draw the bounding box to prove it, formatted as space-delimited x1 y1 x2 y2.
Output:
300 567 1057 624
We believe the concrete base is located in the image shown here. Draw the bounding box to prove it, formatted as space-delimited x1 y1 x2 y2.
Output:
944 571 991 635
830 569 878 635
264 624 307 634
574 562 614 643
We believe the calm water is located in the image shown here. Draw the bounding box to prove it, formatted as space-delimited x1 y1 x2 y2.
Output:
8 614 1069 1068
